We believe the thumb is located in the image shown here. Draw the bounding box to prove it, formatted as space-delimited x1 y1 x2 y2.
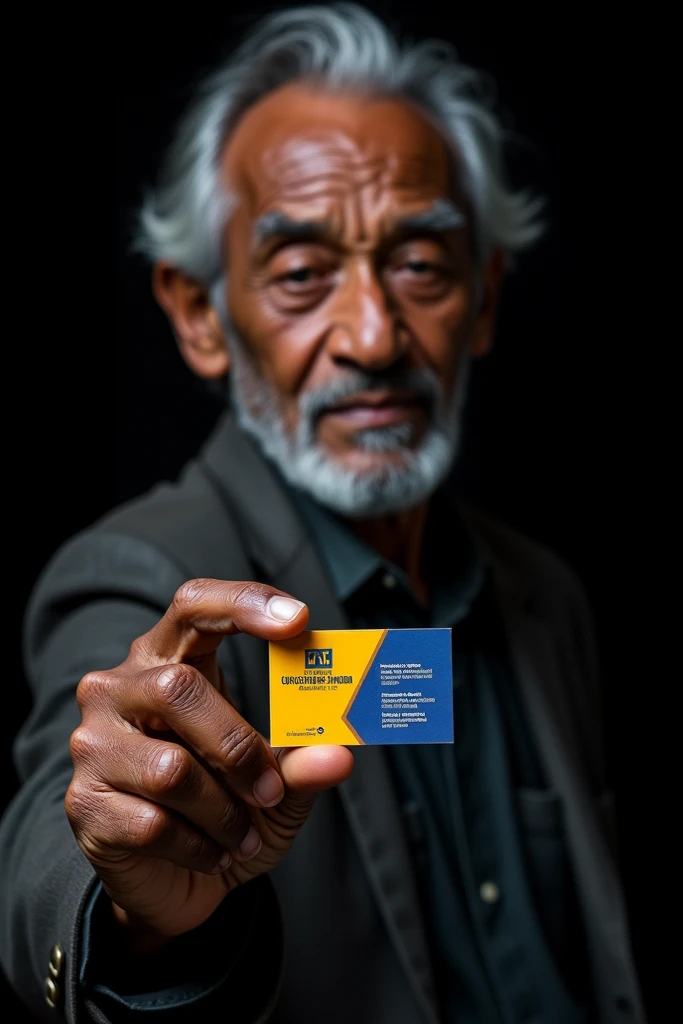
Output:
277 745 355 794
226 746 355 886
240 746 353 859
257 745 354 837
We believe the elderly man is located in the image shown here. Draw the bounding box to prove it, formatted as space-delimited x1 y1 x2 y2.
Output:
0 5 644 1023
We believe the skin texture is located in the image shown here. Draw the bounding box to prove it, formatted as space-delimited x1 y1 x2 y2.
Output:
68 83 505 953
67 582 354 949
224 87 475 457
155 83 504 579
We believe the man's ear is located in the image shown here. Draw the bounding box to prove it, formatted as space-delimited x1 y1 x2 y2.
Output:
152 262 230 379
469 247 507 359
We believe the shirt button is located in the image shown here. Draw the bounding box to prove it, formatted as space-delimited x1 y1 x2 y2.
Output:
479 880 500 904
381 572 398 590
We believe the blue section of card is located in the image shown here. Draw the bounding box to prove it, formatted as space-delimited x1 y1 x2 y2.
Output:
346 628 453 744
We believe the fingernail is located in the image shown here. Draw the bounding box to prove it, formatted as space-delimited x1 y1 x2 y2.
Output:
213 850 232 874
266 596 305 623
253 767 284 807
239 827 262 861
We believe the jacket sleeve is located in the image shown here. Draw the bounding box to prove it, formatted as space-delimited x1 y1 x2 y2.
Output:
0 530 283 1023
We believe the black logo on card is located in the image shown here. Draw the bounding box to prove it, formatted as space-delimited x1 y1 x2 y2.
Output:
305 648 333 668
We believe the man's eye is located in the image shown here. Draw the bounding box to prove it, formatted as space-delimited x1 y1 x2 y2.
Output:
270 263 334 311
406 260 438 275
283 267 316 283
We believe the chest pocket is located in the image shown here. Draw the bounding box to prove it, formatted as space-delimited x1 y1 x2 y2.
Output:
516 788 593 1004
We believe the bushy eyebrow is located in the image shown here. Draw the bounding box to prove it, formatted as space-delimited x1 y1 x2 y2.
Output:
252 210 333 248
390 198 466 235
251 198 466 250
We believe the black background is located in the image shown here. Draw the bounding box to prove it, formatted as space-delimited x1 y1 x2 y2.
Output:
4 2 664 1019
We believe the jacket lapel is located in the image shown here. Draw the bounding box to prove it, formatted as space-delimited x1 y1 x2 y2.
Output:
200 414 441 1023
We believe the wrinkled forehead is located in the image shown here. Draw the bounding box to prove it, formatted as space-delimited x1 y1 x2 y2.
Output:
221 84 457 219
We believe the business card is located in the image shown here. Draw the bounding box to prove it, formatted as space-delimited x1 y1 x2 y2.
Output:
269 628 453 746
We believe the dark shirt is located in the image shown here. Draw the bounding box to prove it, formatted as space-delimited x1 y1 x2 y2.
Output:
81 486 593 1023
297 488 594 1024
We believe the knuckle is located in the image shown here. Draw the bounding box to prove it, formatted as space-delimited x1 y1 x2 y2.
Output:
152 664 200 711
64 779 94 828
143 746 192 797
184 828 210 864
173 578 214 617
125 803 168 849
231 581 272 612
218 722 262 773
128 635 151 663
69 725 100 765
76 670 113 709
215 798 241 835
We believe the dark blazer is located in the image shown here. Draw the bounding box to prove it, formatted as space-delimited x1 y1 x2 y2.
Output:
0 414 644 1023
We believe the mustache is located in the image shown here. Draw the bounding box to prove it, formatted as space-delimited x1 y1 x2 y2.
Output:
298 367 441 425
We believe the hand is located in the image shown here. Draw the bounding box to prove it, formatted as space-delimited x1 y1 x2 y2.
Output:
65 579 354 946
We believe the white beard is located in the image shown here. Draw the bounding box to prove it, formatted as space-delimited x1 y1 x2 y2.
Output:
212 287 469 517
230 355 468 518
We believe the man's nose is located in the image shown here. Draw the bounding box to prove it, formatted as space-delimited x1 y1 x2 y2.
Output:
326 259 406 370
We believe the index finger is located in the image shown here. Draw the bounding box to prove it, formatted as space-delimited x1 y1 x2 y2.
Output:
133 578 308 668
121 662 286 810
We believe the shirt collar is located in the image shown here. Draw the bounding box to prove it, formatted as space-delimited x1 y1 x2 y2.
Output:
289 485 488 627
292 490 384 602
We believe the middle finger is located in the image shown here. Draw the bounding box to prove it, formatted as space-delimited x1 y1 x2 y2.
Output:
119 663 285 810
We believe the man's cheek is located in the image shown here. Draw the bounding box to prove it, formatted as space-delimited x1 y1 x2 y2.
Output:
233 315 304 397
420 317 471 388
267 325 328 398
280 401 302 436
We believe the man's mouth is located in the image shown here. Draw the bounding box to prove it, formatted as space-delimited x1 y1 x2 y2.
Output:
319 391 427 429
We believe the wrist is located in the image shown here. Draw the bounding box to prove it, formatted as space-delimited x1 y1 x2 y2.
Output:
110 901 174 957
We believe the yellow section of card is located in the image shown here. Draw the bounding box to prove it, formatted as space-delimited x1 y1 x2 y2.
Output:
269 629 386 746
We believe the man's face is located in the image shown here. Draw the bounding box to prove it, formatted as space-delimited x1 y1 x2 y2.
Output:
216 83 497 515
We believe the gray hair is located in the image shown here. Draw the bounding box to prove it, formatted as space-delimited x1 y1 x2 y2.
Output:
135 3 544 284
